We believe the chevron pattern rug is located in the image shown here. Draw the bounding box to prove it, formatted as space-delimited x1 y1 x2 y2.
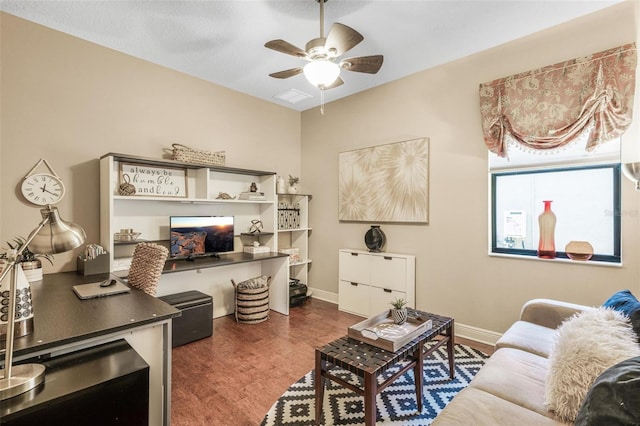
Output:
261 343 488 426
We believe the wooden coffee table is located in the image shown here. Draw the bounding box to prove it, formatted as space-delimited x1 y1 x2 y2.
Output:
315 310 454 426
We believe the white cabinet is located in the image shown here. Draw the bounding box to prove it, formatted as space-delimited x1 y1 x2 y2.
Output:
338 249 415 317
339 280 371 317
370 286 406 316
277 194 312 288
371 255 408 292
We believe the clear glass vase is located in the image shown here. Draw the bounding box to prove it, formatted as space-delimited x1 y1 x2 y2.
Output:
537 200 556 259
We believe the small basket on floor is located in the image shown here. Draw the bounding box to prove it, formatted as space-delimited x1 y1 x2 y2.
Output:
231 275 271 324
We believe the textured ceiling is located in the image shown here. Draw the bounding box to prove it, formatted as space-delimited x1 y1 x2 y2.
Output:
0 0 623 111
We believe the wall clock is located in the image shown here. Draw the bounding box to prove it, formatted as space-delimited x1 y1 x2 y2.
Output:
20 159 66 206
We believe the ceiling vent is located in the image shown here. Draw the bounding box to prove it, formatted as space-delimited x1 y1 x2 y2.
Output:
274 88 313 104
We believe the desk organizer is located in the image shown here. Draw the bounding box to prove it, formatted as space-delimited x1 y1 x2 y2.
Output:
77 253 110 276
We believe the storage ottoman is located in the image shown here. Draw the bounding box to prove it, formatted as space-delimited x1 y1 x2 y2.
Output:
159 290 213 347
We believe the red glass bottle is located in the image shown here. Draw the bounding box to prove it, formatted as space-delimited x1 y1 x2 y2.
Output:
537 200 556 259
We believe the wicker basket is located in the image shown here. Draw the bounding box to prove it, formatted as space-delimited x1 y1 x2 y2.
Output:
231 276 271 324
171 143 225 166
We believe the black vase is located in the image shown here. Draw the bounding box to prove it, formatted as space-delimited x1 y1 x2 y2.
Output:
364 225 386 252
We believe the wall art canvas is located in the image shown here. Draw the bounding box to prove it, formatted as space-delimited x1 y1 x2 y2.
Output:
339 138 429 223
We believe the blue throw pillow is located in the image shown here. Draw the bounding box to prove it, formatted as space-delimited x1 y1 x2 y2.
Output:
602 290 640 317
603 290 640 338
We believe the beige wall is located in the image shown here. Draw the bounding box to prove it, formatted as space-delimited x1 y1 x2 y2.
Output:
301 1 640 336
0 13 301 272
3 4 640 338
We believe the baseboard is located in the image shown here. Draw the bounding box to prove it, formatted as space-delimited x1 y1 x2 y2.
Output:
308 290 502 346
455 323 501 346
308 287 338 304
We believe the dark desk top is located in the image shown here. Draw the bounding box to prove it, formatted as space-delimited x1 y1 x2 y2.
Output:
162 251 289 274
1 272 180 360
0 339 149 421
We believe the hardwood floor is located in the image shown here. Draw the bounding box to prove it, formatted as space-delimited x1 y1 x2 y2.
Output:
171 298 494 426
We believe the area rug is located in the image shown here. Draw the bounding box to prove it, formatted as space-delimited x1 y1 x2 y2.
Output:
261 343 488 425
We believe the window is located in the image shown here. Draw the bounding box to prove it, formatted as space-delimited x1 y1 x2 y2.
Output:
491 163 621 263
480 44 633 264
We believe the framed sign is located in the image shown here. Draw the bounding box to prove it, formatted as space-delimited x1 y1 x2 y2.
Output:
119 163 187 198
504 211 526 238
339 138 429 223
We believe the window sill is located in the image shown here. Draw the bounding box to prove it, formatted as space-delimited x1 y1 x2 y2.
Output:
488 252 622 268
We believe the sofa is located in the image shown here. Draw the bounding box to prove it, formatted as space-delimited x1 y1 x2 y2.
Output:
432 296 640 425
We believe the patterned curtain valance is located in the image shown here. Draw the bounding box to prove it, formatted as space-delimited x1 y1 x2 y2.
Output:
479 43 637 158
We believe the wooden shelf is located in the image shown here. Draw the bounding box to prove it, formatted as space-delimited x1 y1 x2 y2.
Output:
101 152 275 176
277 194 311 289
240 232 274 237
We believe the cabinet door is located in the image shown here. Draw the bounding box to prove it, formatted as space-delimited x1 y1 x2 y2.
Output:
339 251 371 284
371 255 406 292
370 287 408 314
338 280 370 317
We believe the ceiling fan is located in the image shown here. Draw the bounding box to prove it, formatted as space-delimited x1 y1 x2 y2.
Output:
265 0 383 91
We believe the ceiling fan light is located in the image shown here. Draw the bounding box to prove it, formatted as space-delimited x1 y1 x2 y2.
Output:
303 60 340 88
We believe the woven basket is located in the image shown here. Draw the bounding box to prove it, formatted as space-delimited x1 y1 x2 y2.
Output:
128 242 169 296
232 276 271 324
171 143 225 166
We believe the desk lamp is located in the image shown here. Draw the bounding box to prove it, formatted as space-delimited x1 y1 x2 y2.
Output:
623 162 640 191
0 205 86 400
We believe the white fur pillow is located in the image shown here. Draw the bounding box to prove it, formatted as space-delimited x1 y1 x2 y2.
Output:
545 307 640 422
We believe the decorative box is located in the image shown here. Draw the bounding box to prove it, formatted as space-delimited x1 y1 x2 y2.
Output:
278 206 301 229
244 246 271 254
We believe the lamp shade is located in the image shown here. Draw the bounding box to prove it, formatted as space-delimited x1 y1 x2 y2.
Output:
28 206 86 254
303 60 340 88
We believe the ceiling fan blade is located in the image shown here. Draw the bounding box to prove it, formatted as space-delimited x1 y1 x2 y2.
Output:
269 68 304 79
325 23 363 57
264 39 308 58
323 76 344 90
340 55 384 74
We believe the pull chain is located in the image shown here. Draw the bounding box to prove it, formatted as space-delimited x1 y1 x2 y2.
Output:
320 89 325 115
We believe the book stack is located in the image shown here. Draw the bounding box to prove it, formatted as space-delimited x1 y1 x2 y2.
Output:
238 192 266 201
244 245 271 254
279 247 301 263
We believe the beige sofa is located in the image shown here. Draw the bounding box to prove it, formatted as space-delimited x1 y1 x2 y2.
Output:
433 299 592 425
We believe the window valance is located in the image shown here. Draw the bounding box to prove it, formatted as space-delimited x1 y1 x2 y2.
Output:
480 43 637 158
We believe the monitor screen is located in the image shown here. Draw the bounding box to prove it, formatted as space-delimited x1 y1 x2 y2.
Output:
169 216 234 258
